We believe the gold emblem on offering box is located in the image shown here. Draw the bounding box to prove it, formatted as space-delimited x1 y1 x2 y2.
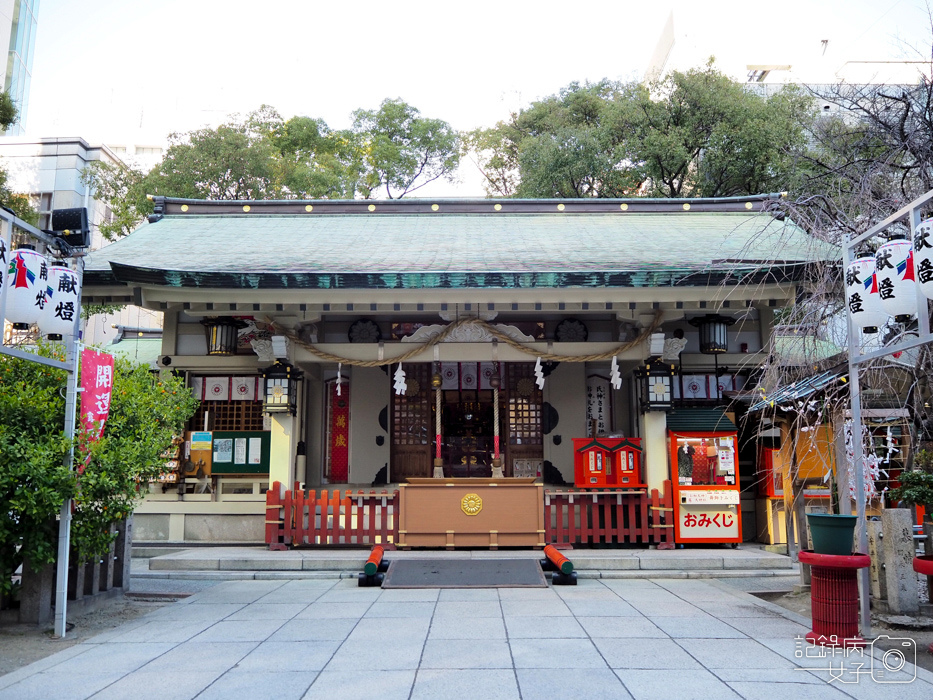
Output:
461 493 483 516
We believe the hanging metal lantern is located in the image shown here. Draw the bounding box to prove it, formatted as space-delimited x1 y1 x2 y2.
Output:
688 314 735 354
201 316 246 355
5 247 48 329
39 265 80 340
634 359 675 412
912 217 933 299
875 240 917 322
845 257 888 333
261 361 302 414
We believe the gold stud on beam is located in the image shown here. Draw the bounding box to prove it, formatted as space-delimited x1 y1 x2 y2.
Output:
243 205 251 212
745 202 753 210
305 205 313 212
368 204 376 212
431 204 439 211
620 203 628 211
557 203 565 211
494 203 502 211
181 204 188 212
682 203 691 211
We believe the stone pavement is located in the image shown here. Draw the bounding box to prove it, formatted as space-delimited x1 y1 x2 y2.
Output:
1 575 931 700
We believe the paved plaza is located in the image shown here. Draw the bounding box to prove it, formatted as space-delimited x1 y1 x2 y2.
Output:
1 574 931 699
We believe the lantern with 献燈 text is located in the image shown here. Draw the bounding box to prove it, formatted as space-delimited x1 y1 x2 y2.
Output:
4 247 48 329
39 265 80 340
912 217 933 300
874 239 917 323
845 257 888 333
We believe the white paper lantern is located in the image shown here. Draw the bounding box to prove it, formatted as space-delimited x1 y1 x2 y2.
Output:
875 240 917 322
4 248 48 328
912 217 933 299
40 265 80 339
845 257 888 332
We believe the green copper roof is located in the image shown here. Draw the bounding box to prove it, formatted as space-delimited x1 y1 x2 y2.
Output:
85 199 837 290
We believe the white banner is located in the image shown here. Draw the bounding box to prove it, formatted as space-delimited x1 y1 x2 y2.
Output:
204 377 230 401
681 375 708 399
191 376 203 401
459 362 478 390
231 376 258 401
441 362 459 390
479 362 496 390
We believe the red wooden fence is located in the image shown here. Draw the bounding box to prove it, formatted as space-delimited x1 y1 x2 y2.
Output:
544 480 674 546
266 481 399 549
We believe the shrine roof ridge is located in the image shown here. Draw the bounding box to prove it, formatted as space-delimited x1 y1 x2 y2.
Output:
148 193 788 219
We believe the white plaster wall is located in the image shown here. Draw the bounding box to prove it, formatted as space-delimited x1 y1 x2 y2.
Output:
639 411 670 493
348 365 390 485
543 362 586 482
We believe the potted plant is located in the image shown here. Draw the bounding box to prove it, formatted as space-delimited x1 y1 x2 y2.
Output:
889 448 933 576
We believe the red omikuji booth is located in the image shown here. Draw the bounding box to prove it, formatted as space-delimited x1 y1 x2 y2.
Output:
666 409 742 546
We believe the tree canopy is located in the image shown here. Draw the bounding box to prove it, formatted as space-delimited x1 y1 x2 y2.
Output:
467 63 813 199
86 100 461 240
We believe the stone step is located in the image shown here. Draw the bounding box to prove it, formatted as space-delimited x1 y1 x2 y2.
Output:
146 545 795 574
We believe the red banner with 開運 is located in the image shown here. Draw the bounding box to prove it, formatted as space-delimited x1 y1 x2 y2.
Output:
79 349 115 472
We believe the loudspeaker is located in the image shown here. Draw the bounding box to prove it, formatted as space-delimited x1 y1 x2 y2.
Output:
50 208 90 248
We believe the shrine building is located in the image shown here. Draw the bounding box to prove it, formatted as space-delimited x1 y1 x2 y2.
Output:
83 194 836 547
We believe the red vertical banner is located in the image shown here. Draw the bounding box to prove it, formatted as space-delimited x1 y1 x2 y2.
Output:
328 381 350 482
79 349 115 472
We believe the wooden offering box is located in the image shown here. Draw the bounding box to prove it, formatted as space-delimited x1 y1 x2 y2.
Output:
398 478 545 549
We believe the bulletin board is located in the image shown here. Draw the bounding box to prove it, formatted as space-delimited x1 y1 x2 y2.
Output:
209 430 271 474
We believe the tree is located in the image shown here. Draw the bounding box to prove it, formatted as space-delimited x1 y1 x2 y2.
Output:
633 64 812 197
467 64 813 199
468 80 642 198
352 99 461 198
0 346 196 594
87 100 461 238
270 116 368 199
0 92 38 225
82 160 149 241
145 109 279 201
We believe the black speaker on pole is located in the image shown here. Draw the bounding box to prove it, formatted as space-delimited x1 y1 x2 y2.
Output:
50 207 90 248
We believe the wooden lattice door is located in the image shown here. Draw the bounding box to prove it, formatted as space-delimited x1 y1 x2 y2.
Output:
505 362 543 475
390 363 432 480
